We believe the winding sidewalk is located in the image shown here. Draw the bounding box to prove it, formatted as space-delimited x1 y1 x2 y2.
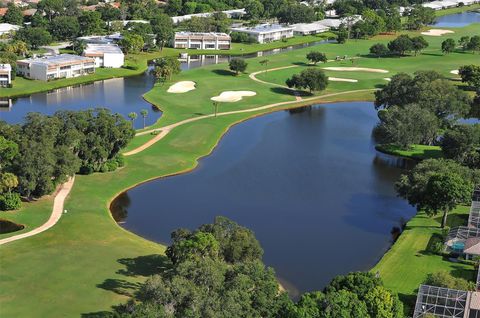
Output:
0 176 75 246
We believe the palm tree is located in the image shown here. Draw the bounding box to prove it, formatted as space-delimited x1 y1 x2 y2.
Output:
259 59 269 76
128 112 138 128
140 109 148 129
212 101 219 117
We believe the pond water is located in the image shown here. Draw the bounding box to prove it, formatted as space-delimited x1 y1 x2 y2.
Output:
433 11 480 27
0 71 160 129
111 101 417 296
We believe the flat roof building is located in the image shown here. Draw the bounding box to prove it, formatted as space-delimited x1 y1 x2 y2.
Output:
17 54 95 81
0 64 12 87
0 23 20 36
171 8 245 24
291 22 331 35
77 33 123 45
230 24 294 44
83 44 124 68
173 32 231 50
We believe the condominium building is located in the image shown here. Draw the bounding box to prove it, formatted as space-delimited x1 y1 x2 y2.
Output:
230 24 294 44
173 32 231 50
17 54 95 81
0 64 11 87
83 44 124 68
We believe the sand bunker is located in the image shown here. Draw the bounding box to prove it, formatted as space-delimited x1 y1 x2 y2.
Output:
211 91 256 102
383 78 391 81
450 70 459 75
167 81 196 93
328 77 358 83
421 29 454 36
322 67 389 73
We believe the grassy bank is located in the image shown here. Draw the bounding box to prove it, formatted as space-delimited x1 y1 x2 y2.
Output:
0 22 479 317
372 206 476 314
375 144 444 160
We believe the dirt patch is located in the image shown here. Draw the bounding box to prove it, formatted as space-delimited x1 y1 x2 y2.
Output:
322 67 389 73
328 77 358 83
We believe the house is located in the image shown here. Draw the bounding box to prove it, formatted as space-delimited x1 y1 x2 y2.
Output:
0 64 12 87
0 23 20 36
77 33 123 45
230 24 294 44
173 32 231 50
171 8 245 24
17 54 95 81
291 22 330 36
83 44 124 68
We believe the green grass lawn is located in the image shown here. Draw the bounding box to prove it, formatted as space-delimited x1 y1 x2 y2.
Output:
0 20 479 317
372 206 476 315
376 144 444 160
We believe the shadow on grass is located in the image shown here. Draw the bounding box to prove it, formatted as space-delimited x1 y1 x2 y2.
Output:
433 213 467 228
81 311 112 318
117 254 169 277
292 61 309 66
398 293 417 317
97 278 141 297
212 69 234 76
421 52 444 57
450 265 477 281
418 232 444 256
270 86 312 97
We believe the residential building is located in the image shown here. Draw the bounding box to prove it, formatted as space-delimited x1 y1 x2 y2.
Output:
291 22 330 36
77 33 123 45
171 8 245 24
83 44 124 68
0 64 11 87
17 54 95 81
230 24 294 44
0 23 20 36
173 32 231 50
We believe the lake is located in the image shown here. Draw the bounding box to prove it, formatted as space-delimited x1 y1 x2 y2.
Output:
111 101 417 296
434 10 480 27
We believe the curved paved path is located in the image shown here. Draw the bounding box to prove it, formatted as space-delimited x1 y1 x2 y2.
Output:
0 176 75 246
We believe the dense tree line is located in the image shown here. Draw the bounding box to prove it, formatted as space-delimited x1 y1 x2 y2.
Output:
113 217 403 318
0 109 134 210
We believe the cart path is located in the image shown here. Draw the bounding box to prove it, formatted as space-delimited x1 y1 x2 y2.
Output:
0 176 75 246
125 88 377 156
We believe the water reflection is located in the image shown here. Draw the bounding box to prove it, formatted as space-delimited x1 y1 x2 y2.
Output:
111 101 416 294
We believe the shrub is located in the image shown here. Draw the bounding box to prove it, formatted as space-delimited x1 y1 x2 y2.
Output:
425 271 475 290
115 155 125 167
105 159 119 172
0 192 22 211
79 164 94 175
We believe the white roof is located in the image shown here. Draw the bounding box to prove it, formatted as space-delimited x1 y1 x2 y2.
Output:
18 54 93 67
0 64 11 71
291 22 331 33
422 0 458 8
0 23 21 32
231 24 293 34
172 8 245 24
84 44 123 55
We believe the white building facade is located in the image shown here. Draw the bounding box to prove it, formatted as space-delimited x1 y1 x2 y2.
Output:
230 24 294 44
0 64 11 87
17 54 95 81
173 32 231 50
83 44 124 68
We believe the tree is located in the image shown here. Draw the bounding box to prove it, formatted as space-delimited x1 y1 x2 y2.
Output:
277 2 316 24
384 7 402 33
165 0 182 16
336 27 348 44
286 68 328 93
459 36 470 51
14 27 52 49
0 136 18 171
245 0 264 20
411 36 429 56
72 39 87 55
3 3 23 25
360 9 386 37
119 33 144 54
0 172 18 193
4 41 28 57
468 36 480 54
151 13 173 50
306 51 327 65
212 101 219 117
140 109 148 129
388 35 413 56
370 43 389 57
78 11 104 36
259 59 269 75
151 56 181 81
441 125 480 168
49 16 80 40
396 159 474 228
459 64 480 90
229 58 247 75
128 112 137 128
406 5 436 30
441 38 456 54
373 104 439 149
